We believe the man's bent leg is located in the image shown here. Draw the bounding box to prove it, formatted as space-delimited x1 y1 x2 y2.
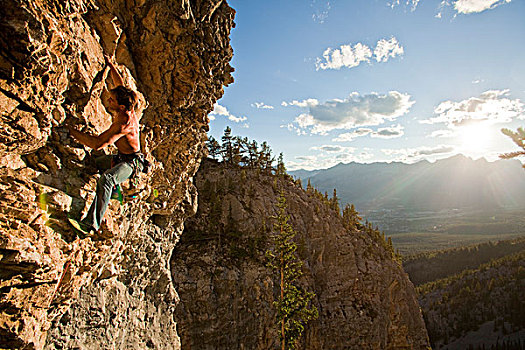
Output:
94 155 113 172
82 161 133 230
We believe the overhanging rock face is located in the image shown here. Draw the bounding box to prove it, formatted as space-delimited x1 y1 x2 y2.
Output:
0 1 234 348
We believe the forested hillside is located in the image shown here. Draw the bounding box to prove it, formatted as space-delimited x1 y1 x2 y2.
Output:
404 237 525 285
169 130 429 349
417 249 525 349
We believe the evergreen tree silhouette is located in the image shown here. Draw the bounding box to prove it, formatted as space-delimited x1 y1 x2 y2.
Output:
221 126 234 164
206 135 221 160
266 193 318 350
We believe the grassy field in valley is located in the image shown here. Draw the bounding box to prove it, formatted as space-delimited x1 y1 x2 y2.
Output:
389 231 525 256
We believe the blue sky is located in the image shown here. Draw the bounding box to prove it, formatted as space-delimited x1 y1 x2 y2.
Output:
208 0 525 170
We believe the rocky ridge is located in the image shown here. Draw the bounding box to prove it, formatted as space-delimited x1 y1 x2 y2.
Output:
0 0 234 348
171 159 430 349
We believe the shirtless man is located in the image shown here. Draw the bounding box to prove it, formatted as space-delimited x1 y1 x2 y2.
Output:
67 55 142 235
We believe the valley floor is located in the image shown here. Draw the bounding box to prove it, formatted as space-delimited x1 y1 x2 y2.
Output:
390 231 525 256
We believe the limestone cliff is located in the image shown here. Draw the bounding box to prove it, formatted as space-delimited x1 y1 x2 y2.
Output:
0 0 234 349
171 159 430 349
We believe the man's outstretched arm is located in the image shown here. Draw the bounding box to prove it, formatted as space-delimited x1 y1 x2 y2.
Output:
67 121 126 151
105 54 124 88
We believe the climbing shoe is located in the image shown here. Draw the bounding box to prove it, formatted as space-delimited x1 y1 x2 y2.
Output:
67 217 96 238
111 184 123 204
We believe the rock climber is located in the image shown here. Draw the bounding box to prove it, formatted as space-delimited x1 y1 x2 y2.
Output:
67 54 144 236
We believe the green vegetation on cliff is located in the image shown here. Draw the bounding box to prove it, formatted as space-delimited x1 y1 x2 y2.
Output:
416 247 525 349
171 133 430 349
266 193 318 350
201 128 399 261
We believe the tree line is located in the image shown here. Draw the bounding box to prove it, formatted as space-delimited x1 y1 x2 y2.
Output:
404 237 525 286
207 126 286 175
207 128 399 261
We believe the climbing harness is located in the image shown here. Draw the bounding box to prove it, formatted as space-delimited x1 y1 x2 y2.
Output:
111 152 151 201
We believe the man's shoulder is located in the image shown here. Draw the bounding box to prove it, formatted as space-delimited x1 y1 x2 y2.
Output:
115 111 132 125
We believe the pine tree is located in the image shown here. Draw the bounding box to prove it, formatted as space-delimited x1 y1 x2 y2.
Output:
276 152 287 176
260 141 274 172
232 136 246 166
342 203 361 231
306 179 313 193
500 127 525 166
266 193 318 350
247 140 259 168
221 126 234 164
206 135 221 160
330 188 340 212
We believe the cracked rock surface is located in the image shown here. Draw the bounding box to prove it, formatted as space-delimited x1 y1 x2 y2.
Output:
0 1 234 348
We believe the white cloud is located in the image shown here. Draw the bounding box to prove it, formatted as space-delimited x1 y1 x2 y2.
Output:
454 0 511 14
332 124 404 141
287 143 370 170
415 145 455 156
209 103 248 123
311 145 356 153
382 144 455 162
291 91 414 135
287 157 333 171
228 115 248 123
281 123 307 136
332 128 373 142
316 43 372 70
389 0 420 11
437 0 511 17
295 155 317 162
428 129 456 138
211 103 229 116
372 124 405 138
421 90 524 128
311 0 331 23
316 37 404 70
374 37 404 63
252 102 274 109
295 113 317 129
282 99 319 108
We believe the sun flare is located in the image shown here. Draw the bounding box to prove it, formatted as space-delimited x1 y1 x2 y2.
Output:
459 123 494 152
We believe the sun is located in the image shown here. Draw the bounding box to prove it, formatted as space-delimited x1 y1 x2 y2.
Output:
459 123 494 152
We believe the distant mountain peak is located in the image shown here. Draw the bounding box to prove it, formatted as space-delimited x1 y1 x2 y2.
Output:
290 153 525 212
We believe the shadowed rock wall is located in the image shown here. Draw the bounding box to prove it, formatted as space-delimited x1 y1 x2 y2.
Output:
0 0 234 348
172 160 430 349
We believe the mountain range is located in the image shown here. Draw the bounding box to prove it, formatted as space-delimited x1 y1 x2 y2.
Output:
290 154 525 212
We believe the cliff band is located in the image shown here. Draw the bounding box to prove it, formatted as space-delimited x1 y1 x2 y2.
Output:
0 0 234 348
171 159 430 349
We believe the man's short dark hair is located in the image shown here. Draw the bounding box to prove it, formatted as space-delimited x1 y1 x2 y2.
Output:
110 86 137 111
